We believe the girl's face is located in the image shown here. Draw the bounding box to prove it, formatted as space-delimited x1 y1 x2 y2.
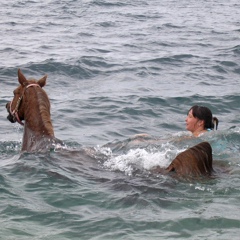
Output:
185 109 202 133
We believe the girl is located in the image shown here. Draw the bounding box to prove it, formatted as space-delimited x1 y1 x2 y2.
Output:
186 105 218 137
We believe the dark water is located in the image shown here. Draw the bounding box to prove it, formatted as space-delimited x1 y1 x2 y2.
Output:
1 0 240 239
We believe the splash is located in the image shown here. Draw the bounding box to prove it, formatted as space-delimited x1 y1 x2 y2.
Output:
103 143 182 176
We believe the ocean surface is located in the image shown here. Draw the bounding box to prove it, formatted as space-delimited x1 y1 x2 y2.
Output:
1 0 240 239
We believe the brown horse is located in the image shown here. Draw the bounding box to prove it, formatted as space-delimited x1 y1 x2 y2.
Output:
6 69 61 152
6 70 214 177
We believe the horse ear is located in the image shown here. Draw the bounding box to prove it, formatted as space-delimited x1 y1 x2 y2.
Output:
37 75 47 88
18 69 28 86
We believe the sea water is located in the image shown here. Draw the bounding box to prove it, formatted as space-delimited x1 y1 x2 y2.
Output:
1 0 240 239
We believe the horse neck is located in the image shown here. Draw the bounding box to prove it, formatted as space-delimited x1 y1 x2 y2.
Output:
23 87 55 138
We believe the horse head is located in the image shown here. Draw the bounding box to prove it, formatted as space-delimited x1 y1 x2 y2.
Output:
6 69 47 125
6 69 57 152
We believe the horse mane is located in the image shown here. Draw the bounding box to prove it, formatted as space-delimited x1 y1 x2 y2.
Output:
36 88 54 135
26 79 54 136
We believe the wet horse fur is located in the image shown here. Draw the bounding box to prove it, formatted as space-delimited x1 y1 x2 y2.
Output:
165 141 213 177
6 69 61 152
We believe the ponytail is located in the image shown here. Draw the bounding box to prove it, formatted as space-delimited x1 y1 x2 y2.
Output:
213 117 219 130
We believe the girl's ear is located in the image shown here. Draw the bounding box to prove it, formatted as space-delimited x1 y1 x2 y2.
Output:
198 119 204 127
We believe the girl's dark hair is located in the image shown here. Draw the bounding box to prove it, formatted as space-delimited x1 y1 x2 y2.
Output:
188 105 219 130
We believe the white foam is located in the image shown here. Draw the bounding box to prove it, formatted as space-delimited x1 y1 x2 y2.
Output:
103 144 181 176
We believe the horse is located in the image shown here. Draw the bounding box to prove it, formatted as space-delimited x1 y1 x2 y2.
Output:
6 69 61 152
6 70 215 178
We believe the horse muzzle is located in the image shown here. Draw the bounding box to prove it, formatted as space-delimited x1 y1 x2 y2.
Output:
6 102 16 123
